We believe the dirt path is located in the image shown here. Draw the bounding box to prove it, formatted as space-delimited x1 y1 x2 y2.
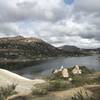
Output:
50 87 93 100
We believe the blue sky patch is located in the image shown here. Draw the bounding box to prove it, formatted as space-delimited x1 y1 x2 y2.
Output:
64 0 74 5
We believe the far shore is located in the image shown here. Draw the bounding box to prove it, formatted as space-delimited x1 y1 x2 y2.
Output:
0 54 96 70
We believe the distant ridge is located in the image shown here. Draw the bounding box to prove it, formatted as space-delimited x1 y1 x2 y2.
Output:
0 35 43 43
59 45 80 52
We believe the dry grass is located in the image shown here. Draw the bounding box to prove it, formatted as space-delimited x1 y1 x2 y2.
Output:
0 84 16 100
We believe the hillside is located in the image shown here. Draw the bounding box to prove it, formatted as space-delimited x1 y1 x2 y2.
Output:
0 36 91 69
0 36 63 59
59 45 80 53
0 36 65 69
81 48 100 54
59 45 100 55
0 36 65 60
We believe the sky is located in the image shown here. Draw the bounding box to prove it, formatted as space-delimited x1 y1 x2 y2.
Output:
0 0 100 48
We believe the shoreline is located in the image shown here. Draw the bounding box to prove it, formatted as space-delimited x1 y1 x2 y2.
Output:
0 54 95 70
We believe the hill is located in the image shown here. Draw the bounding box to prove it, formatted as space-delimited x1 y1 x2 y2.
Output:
0 36 91 69
59 45 80 53
0 36 63 59
0 36 65 69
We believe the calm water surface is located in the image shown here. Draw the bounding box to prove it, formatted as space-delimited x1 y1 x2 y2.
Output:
14 55 100 79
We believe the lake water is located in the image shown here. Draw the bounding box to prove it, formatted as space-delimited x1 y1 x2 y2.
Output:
14 55 100 79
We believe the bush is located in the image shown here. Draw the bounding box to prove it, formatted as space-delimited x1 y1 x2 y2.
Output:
48 80 72 91
0 84 17 100
71 89 96 100
32 80 72 96
71 72 97 87
32 83 49 96
32 88 48 96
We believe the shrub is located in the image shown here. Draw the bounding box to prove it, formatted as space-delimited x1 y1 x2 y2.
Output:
48 80 72 91
0 84 17 100
71 89 96 100
32 80 72 96
32 83 49 96
72 76 86 86
32 88 48 96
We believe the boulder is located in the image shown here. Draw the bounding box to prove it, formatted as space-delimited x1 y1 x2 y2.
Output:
72 65 82 75
53 66 69 78
62 68 69 78
59 65 64 71
53 66 64 74
53 69 60 74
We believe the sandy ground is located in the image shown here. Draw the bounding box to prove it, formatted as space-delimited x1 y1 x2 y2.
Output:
0 68 45 94
50 87 93 100
27 86 93 100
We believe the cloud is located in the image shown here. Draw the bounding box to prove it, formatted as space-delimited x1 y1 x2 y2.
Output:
0 0 69 22
74 0 100 13
0 0 100 48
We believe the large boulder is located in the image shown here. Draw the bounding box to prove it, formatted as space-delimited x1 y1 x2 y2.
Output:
53 66 69 78
72 65 82 75
62 68 69 78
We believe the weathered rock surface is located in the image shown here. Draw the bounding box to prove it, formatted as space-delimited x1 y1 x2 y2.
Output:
62 68 69 78
72 65 82 75
53 66 69 78
0 68 45 94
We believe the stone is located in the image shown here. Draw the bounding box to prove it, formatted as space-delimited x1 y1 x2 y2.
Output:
72 65 82 75
68 78 73 82
62 68 69 78
53 66 69 78
59 65 64 71
53 69 59 74
53 66 64 74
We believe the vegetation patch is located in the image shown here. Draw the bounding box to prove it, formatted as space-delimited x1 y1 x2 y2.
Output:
32 83 49 96
0 84 17 100
71 89 99 100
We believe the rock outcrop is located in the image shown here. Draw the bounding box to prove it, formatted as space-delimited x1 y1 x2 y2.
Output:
53 65 83 79
0 68 45 94
53 66 69 78
72 65 82 75
62 68 69 78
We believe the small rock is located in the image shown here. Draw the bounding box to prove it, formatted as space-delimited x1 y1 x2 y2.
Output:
68 78 73 82
59 65 64 71
53 69 59 74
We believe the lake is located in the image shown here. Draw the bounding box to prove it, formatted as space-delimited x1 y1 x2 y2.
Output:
14 55 100 79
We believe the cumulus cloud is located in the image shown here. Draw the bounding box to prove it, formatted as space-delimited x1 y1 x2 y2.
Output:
0 0 100 48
